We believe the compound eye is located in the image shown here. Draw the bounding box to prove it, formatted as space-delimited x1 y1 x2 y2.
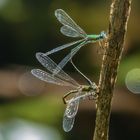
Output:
100 31 107 39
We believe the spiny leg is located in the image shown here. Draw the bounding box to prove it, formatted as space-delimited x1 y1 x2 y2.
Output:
97 40 105 55
97 38 108 55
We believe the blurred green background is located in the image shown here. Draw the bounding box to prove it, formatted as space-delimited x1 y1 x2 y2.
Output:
0 0 140 140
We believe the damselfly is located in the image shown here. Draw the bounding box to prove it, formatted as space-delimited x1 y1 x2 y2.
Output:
41 9 107 75
31 53 98 132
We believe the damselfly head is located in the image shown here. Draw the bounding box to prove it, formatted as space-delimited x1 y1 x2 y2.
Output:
100 31 107 39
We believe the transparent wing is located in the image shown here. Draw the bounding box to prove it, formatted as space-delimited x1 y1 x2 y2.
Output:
55 9 87 38
63 93 79 132
65 98 79 118
53 41 88 75
63 113 75 132
60 25 80 37
45 39 84 55
36 53 79 87
62 91 81 132
31 69 74 87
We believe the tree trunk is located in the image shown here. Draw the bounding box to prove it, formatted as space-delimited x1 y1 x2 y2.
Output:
93 0 132 140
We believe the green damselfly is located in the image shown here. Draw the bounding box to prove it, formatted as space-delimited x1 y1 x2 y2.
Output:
38 9 107 75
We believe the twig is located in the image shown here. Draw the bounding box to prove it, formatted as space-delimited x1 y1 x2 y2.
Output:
93 0 132 140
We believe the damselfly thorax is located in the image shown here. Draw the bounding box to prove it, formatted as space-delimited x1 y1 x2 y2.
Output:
86 31 107 42
63 84 98 104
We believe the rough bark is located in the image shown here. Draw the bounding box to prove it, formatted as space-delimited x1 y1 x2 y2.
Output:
93 0 132 140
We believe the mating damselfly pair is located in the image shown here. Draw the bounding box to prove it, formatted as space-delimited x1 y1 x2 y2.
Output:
31 9 107 132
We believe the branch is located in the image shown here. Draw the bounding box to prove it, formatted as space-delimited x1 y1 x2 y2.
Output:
93 0 132 140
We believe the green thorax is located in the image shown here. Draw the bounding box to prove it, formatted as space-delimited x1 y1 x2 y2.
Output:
87 34 102 41
81 85 93 92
